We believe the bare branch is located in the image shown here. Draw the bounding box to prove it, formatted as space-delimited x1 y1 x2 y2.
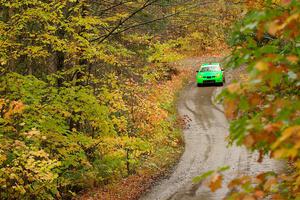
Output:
91 0 160 43
98 0 134 15
103 1 216 37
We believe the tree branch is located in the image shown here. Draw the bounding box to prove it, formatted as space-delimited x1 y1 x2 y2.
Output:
106 1 216 36
91 0 160 43
98 0 134 15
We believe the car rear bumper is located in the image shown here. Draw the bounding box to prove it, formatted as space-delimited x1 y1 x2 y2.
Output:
197 77 223 84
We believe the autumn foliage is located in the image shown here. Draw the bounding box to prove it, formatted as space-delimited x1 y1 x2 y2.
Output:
219 0 300 199
0 0 262 199
0 0 201 198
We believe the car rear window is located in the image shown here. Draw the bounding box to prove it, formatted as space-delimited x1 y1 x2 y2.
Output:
200 66 220 72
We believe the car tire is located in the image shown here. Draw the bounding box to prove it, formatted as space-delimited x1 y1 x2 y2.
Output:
197 83 202 87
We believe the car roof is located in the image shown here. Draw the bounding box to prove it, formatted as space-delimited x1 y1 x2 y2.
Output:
200 63 220 67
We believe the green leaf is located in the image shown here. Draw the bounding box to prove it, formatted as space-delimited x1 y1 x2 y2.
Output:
193 170 214 183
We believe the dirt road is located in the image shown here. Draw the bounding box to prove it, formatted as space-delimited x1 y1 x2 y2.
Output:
140 82 284 200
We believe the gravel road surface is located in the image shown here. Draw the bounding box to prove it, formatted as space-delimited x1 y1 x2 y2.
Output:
140 82 284 200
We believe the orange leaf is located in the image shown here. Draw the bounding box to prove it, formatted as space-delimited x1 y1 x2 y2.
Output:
248 93 263 106
286 55 299 64
242 195 255 200
253 131 276 144
254 190 264 198
3 101 25 119
281 0 291 5
263 105 274 117
268 20 281 36
272 193 285 200
224 99 238 119
228 178 242 189
256 173 266 183
209 174 222 192
243 134 255 148
264 122 283 133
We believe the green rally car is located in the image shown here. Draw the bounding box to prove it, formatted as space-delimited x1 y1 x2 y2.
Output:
196 63 225 87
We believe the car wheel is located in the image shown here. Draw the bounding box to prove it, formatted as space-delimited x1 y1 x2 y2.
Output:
197 83 202 87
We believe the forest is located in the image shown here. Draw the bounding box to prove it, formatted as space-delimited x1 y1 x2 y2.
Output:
1 0 300 199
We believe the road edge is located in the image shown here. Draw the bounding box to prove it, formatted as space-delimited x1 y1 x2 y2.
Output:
211 86 224 113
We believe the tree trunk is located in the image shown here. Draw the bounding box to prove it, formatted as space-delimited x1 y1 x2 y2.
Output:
56 51 65 87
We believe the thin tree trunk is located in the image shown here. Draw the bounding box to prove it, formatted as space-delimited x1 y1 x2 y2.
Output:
56 51 65 87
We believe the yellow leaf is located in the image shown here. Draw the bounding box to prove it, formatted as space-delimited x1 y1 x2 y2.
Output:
268 20 281 36
263 177 277 191
273 148 298 159
272 126 300 149
254 61 268 71
227 83 241 94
